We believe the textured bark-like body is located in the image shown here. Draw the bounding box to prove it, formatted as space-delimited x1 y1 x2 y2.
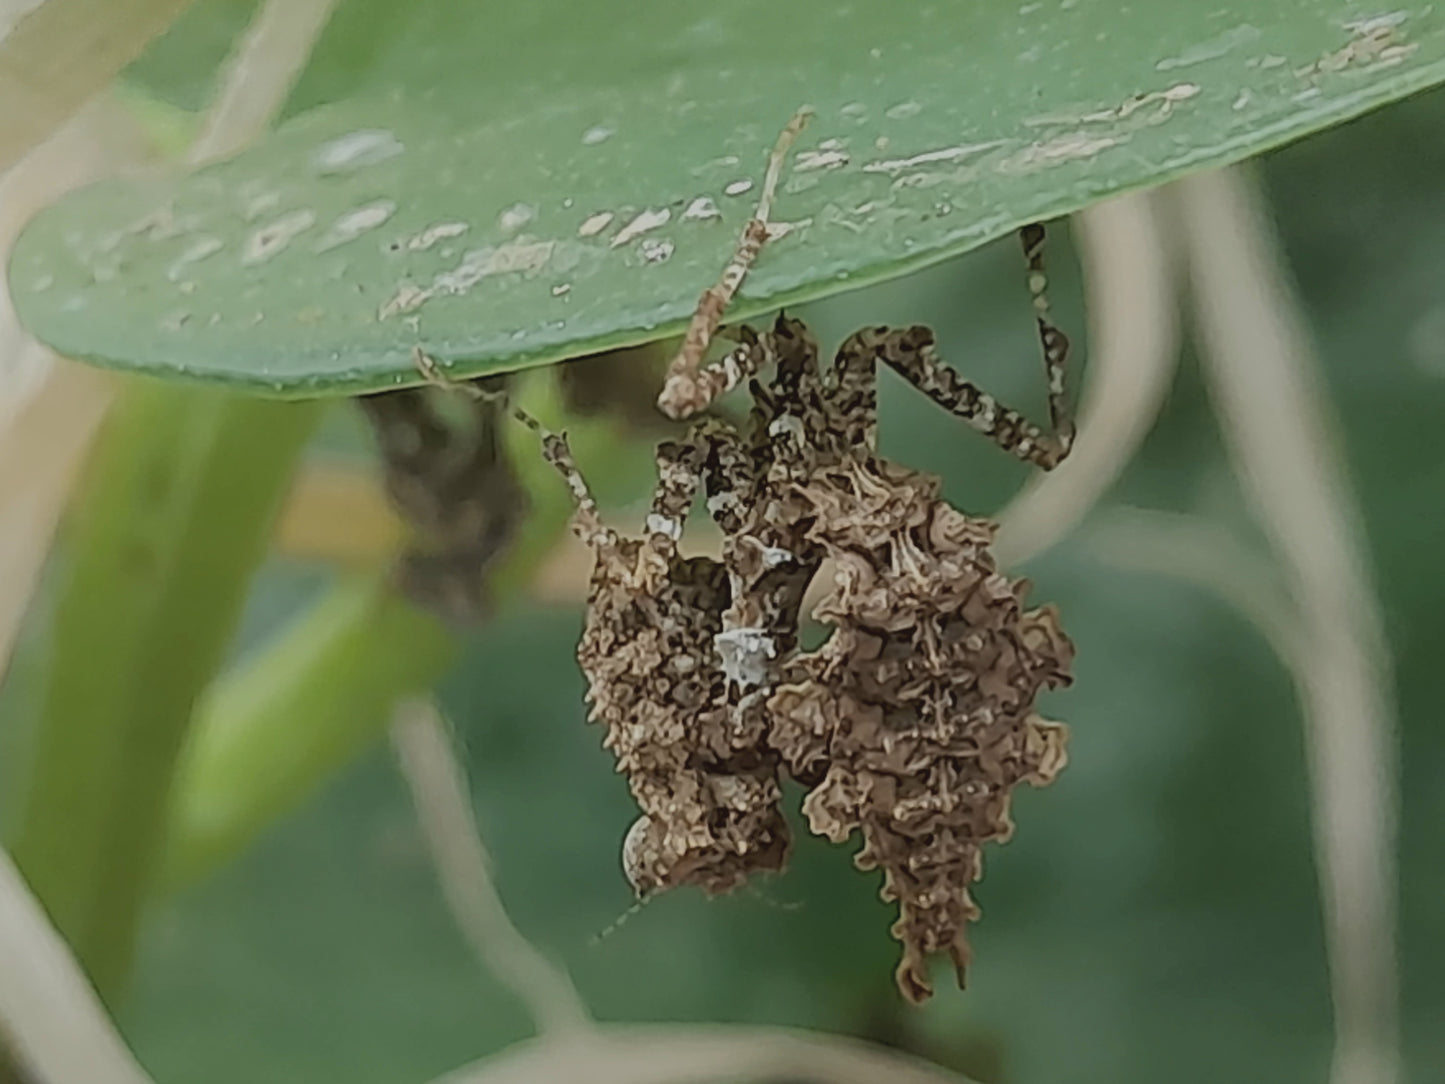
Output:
577 535 790 898
768 456 1072 1002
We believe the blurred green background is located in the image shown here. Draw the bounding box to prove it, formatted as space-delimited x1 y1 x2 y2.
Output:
4 2 1445 1083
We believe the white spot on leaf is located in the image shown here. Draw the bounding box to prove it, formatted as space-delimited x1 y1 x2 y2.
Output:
795 148 849 171
313 129 404 174
862 141 1005 176
998 133 1119 173
764 219 811 241
166 237 223 281
497 202 536 233
434 242 555 291
400 221 470 251
378 240 556 319
243 191 280 221
681 196 721 221
611 207 671 247
1155 24 1260 71
242 210 316 265
578 211 615 237
315 200 397 253
378 284 426 319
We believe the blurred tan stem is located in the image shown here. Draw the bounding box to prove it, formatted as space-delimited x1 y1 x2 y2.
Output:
186 0 338 166
0 99 161 675
390 700 593 1037
1174 166 1399 1084
1088 508 1306 670
0 0 194 173
0 849 155 1084
430 1025 975 1084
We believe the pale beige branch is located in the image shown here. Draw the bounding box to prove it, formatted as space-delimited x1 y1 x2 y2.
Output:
0 0 194 173
390 700 594 1037
0 848 156 1084
0 362 112 672
429 1025 974 1084
0 96 151 673
187 0 338 166
0 94 149 427
0 3 346 1077
1088 507 1306 670
1174 166 1398 1084
0 0 338 675
995 191 1181 566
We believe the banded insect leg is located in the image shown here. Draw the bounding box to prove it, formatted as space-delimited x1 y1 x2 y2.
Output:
411 346 614 549
1019 222 1075 455
834 324 1067 469
646 432 714 557
829 223 1076 469
658 106 813 419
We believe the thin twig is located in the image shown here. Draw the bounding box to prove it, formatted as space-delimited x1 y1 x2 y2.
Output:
0 94 146 431
1087 507 1308 670
390 699 593 1037
0 362 112 672
0 4 344 1079
0 849 156 1084
0 0 193 173
186 0 339 166
428 1024 975 1084
995 192 1181 565
0 99 144 674
1174 166 1399 1084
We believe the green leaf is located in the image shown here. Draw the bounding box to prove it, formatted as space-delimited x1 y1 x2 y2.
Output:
6 382 320 1002
11 1 1445 394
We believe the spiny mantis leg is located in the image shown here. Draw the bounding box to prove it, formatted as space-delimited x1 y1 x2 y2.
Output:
1019 222 1075 455
829 224 1076 470
658 106 813 419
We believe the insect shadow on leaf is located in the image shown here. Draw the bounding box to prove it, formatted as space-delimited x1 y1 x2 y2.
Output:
355 373 526 623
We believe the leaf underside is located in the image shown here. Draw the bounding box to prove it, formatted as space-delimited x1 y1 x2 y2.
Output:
10 0 1445 396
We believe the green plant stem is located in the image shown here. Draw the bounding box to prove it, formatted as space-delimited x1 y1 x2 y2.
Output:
7 380 321 1004
162 575 456 887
